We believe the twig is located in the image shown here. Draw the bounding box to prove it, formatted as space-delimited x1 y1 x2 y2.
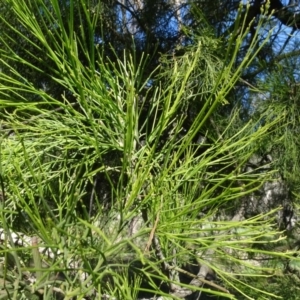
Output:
144 210 160 254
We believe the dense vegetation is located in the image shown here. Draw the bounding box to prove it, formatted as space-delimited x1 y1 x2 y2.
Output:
0 0 300 299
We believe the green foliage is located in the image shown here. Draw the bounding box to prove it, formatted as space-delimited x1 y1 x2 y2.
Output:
0 0 298 299
251 63 300 193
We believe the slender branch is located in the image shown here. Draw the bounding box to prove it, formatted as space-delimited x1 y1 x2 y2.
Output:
243 48 300 80
150 231 231 298
1 102 79 138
